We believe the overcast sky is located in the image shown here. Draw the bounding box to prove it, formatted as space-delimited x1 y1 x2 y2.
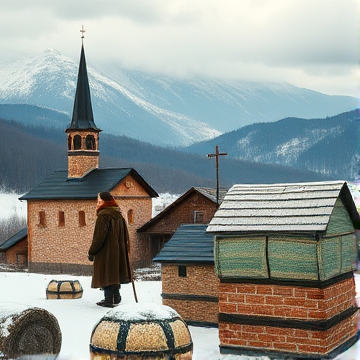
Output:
0 0 359 97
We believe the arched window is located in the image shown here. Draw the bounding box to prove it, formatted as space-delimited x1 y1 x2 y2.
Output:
127 209 134 224
73 135 82 150
86 135 95 150
67 135 72 150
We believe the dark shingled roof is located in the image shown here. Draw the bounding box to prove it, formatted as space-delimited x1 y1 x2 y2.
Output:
153 224 214 264
0 228 27 251
66 44 100 131
19 168 158 200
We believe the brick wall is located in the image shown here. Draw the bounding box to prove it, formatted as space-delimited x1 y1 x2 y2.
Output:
147 192 217 234
68 154 99 178
219 313 358 356
218 278 358 357
5 239 27 265
219 277 356 321
161 264 219 325
27 175 154 273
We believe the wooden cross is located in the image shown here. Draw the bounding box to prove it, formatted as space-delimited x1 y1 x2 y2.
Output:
207 145 227 205
80 25 86 40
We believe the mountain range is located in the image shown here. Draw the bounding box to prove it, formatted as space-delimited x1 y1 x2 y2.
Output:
0 113 330 195
0 48 357 147
184 109 360 180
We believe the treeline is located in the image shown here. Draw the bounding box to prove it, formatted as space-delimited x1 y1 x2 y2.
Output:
0 118 329 195
0 214 26 245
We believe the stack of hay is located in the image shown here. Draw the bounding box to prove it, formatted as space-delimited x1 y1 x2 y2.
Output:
0 304 62 359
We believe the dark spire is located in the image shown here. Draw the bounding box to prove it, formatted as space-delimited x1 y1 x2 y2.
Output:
67 43 99 131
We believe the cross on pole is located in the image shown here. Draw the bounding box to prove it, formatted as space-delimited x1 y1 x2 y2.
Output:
207 145 227 205
80 25 86 41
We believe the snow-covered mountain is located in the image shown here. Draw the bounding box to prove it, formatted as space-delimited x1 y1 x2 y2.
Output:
0 48 357 146
184 110 360 180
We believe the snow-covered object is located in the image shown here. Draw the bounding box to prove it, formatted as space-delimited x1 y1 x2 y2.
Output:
90 303 193 359
0 304 61 359
46 280 83 300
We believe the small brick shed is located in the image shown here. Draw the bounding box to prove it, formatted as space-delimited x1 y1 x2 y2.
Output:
153 224 219 327
207 181 360 359
0 228 27 267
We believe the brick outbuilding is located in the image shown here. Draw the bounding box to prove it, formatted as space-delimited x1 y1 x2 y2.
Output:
154 224 219 327
207 181 360 359
138 187 227 260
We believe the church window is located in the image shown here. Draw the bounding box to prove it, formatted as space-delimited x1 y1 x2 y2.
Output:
73 135 82 150
67 135 72 150
38 211 46 226
178 266 187 277
79 211 86 226
127 209 134 224
58 211 65 227
86 135 95 150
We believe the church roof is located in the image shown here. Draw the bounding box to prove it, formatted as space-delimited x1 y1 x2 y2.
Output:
0 227 27 251
153 224 214 264
66 44 100 132
19 168 158 200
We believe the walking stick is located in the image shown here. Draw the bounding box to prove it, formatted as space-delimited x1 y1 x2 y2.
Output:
124 237 138 303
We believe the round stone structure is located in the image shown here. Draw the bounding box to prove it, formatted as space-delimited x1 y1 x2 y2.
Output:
46 279 83 299
90 303 193 360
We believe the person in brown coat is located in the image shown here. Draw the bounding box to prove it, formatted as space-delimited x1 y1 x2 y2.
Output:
88 192 132 307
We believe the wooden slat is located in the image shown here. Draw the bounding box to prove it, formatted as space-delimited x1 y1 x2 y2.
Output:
214 207 333 218
219 198 335 209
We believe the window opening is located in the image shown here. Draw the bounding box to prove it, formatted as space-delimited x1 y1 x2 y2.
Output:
194 211 204 224
39 211 46 226
178 266 187 277
127 209 134 224
79 211 86 226
73 135 82 150
86 135 95 150
58 211 65 227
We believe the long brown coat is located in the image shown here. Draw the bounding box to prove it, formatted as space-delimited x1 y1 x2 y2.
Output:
88 206 131 288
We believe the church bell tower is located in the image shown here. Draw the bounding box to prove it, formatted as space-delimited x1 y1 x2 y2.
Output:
65 28 102 179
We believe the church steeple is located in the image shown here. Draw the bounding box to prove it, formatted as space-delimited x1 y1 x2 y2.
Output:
66 29 102 179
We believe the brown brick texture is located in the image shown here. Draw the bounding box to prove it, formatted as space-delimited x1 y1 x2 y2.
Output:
161 264 219 324
218 278 358 356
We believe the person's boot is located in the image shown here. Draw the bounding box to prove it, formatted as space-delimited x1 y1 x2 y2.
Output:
113 284 121 305
96 286 114 307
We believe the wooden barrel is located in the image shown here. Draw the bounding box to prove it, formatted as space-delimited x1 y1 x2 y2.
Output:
0 304 62 359
46 279 83 299
90 303 193 360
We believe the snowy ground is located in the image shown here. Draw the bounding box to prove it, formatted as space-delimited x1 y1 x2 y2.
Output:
0 271 359 360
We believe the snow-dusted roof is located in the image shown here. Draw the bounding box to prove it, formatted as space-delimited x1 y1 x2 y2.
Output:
207 181 360 234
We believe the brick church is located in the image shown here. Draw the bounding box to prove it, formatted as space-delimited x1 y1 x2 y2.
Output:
18 39 158 274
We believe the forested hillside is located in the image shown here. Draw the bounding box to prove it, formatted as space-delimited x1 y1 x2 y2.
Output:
0 118 329 195
183 109 360 180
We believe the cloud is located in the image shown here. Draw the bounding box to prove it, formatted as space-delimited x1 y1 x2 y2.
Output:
0 0 358 96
